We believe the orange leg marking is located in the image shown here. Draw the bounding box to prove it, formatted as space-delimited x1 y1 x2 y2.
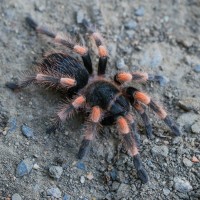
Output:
134 92 151 105
117 117 130 134
91 106 101 123
72 96 86 108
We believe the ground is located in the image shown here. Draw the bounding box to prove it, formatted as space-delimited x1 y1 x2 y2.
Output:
0 0 200 199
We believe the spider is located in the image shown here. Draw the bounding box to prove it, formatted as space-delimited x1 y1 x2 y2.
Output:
6 16 181 184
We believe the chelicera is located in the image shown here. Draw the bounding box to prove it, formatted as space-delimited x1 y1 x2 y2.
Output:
6 16 181 183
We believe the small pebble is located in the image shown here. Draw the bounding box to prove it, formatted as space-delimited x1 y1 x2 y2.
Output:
47 187 62 198
116 58 126 70
110 169 117 180
174 177 193 193
124 20 137 30
33 163 40 170
151 145 169 157
191 121 200 134
193 64 200 73
112 181 120 191
178 97 200 112
86 172 94 180
117 183 131 199
21 125 34 138
163 188 170 196
80 176 85 184
16 158 34 177
135 6 145 16
49 166 63 179
183 157 193 167
192 156 199 163
7 117 17 133
63 193 71 200
77 11 84 24
12 193 22 200
76 162 86 170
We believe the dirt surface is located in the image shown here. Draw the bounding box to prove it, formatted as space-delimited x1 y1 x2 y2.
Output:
0 0 200 199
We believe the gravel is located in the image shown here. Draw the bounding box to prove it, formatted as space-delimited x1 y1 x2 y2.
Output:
80 176 85 184
12 193 22 200
21 124 34 138
174 177 193 193
151 145 169 157
47 187 62 198
135 6 145 16
191 121 200 134
182 157 193 167
193 64 200 73
16 158 34 177
163 188 170 196
124 20 138 30
116 183 131 199
49 166 63 179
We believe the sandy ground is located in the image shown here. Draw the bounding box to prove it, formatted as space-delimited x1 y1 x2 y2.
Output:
0 0 200 199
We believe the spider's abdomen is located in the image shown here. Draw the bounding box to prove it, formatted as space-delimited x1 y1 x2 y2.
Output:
39 53 89 94
86 80 130 116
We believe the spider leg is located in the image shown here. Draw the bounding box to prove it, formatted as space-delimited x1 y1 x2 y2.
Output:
25 16 93 74
125 87 181 136
133 102 153 139
116 116 148 183
83 21 108 75
77 106 102 159
114 71 167 86
46 95 86 134
124 113 141 146
6 72 76 91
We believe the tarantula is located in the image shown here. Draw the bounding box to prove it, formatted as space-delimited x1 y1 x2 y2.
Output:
6 16 181 183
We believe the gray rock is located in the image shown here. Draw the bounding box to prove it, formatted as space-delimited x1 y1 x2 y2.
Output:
135 6 145 16
76 162 86 170
16 158 34 177
80 176 85 184
49 166 63 179
12 193 22 200
174 177 193 193
116 58 126 70
172 137 183 145
178 97 200 112
140 44 163 68
21 125 34 138
7 117 17 133
177 113 199 129
76 11 84 24
183 157 193 167
163 188 170 196
177 37 194 48
191 121 200 134
124 20 137 30
193 64 200 73
151 145 169 157
63 193 71 200
112 181 120 191
116 183 130 199
47 187 62 198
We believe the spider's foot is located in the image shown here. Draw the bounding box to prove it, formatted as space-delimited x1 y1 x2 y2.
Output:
146 124 153 139
26 16 38 30
163 116 181 136
133 154 149 184
46 125 57 134
5 82 20 91
137 168 149 184
77 139 90 159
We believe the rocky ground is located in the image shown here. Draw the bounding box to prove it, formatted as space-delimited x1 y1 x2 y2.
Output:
0 0 200 199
